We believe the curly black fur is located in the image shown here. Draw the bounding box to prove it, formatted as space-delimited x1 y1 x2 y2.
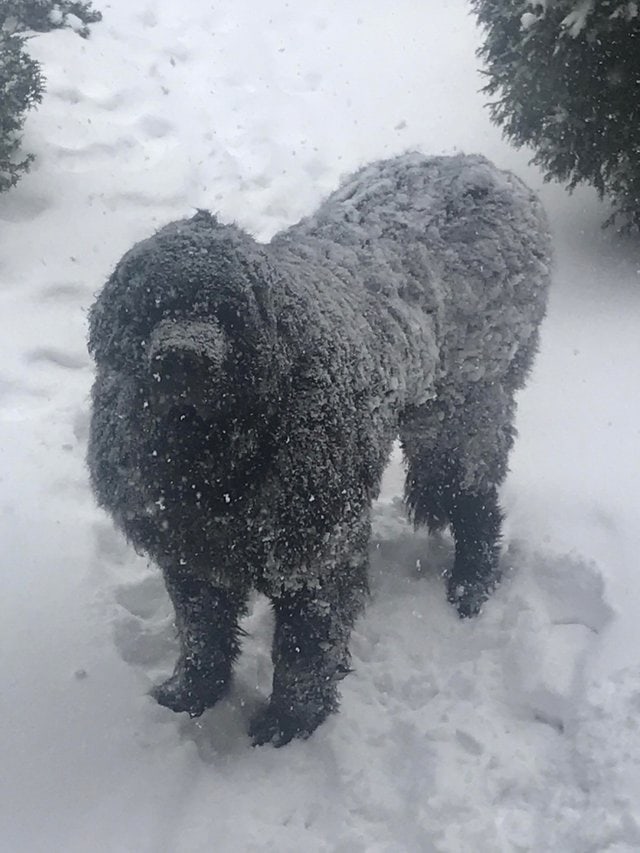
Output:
88 153 551 744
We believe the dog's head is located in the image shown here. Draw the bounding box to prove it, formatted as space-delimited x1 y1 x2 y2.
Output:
89 211 283 420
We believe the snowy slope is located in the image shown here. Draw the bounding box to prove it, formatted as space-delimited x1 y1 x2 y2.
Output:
1 1 640 851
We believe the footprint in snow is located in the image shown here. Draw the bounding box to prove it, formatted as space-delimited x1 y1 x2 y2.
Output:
115 573 168 621
72 407 90 445
47 86 84 105
53 137 138 166
113 607 175 668
26 347 89 370
503 542 612 633
0 191 51 223
47 84 129 113
0 375 45 404
92 520 177 669
137 8 158 28
92 518 132 567
303 71 323 92
161 45 192 65
136 115 174 140
498 544 613 730
37 281 91 303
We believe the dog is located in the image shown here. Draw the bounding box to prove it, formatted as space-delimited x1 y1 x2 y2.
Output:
88 152 551 744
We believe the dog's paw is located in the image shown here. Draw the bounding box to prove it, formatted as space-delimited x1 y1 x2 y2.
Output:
447 578 494 619
150 668 228 717
249 702 332 747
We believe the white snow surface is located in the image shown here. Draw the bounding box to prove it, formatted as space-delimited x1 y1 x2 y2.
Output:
1 1 640 851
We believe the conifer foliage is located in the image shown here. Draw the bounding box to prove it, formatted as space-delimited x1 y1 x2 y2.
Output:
0 1 101 193
471 0 640 228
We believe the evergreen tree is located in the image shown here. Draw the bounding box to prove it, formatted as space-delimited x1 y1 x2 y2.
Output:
471 0 640 228
0 0 101 193
0 28 42 191
1 1 101 38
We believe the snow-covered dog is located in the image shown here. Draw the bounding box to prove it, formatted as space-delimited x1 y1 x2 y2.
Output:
88 153 551 745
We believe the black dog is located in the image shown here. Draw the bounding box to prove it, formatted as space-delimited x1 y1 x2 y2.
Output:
88 153 550 745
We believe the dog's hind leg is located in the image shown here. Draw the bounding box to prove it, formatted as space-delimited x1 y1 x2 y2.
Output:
151 569 248 717
400 380 516 617
250 536 369 746
439 485 503 617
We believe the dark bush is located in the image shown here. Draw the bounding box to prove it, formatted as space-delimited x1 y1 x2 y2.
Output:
472 0 640 228
0 0 101 192
1 1 101 37
0 29 42 191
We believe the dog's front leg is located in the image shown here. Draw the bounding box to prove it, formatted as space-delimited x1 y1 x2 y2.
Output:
250 568 366 746
151 571 247 718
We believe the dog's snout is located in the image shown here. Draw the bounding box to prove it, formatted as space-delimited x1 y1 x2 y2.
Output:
147 319 227 414
148 347 205 414
151 347 198 393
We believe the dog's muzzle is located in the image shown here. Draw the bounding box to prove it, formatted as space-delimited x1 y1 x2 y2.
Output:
147 318 227 415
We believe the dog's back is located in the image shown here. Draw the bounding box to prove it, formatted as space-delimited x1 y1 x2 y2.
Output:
272 152 550 399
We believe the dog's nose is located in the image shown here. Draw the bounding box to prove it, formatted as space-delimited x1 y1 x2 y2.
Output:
151 347 198 398
149 348 201 414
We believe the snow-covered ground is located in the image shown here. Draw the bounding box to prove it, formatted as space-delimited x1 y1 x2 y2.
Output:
2 1 640 850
